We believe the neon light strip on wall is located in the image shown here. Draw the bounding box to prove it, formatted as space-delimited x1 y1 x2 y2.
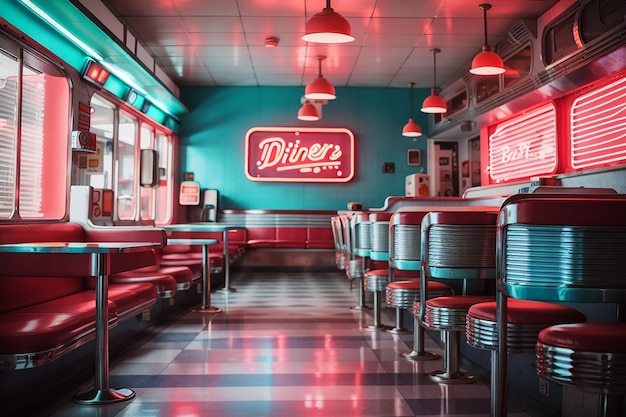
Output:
20 0 104 61
570 76 626 170
488 104 557 183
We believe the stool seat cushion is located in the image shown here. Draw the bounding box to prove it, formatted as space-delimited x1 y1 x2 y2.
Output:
387 280 450 291
395 269 420 279
366 270 421 279
365 269 388 278
469 300 586 324
538 323 626 352
369 261 388 270
427 295 493 309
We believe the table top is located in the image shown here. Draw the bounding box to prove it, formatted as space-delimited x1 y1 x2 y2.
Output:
0 241 161 254
167 238 218 246
163 223 245 232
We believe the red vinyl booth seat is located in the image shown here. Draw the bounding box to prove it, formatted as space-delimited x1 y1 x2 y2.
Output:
0 222 165 370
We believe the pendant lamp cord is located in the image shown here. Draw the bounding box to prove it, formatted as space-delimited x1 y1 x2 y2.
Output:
317 56 324 78
483 8 488 46
326 0 332 9
432 49 438 92
480 4 492 51
409 82 415 118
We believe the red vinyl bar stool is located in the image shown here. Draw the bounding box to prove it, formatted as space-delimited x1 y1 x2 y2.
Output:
339 214 359 287
467 299 586 416
418 210 498 384
387 210 429 335
387 210 453 363
363 212 392 331
368 212 392 264
330 215 347 271
494 194 626 417
342 213 368 309
350 212 372 310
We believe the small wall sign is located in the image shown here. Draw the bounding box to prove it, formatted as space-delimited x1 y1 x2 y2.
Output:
407 149 421 166
245 127 355 183
179 181 200 205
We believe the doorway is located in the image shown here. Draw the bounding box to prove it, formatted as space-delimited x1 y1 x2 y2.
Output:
431 141 459 197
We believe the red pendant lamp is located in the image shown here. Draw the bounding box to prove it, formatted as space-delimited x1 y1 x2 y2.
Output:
421 48 447 114
470 4 505 76
305 56 336 100
297 100 320 121
402 82 422 137
302 0 355 44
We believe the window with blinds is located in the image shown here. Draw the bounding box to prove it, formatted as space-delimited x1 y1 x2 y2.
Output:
155 132 173 224
570 75 626 170
0 41 70 220
0 50 18 218
19 73 45 217
488 103 558 183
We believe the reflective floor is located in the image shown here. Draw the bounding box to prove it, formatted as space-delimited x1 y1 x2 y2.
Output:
45 271 532 417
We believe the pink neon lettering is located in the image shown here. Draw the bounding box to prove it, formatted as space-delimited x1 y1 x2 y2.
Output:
500 143 531 164
256 137 342 171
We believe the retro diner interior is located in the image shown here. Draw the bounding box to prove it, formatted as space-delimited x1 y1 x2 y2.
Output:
1 1 626 417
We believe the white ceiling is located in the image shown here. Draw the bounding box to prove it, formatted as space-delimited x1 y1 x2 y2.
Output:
99 0 559 89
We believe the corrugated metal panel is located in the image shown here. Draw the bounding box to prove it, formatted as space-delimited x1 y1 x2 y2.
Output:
570 75 626 169
488 103 557 183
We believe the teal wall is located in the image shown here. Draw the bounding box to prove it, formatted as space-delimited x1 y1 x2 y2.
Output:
180 86 430 210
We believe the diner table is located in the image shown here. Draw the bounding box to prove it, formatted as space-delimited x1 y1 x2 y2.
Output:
0 241 161 405
166 237 219 313
164 223 245 292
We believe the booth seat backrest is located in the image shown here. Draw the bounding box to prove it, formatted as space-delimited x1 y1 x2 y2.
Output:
163 244 192 254
228 228 248 245
219 209 334 249
307 227 334 249
275 227 307 248
29 222 85 241
0 222 164 313
0 276 85 314
246 227 276 247
0 223 87 314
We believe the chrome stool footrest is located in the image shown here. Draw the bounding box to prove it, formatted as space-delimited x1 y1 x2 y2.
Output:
364 273 389 292
346 259 364 281
422 295 493 384
335 252 346 270
363 270 390 331
386 287 419 309
386 282 421 334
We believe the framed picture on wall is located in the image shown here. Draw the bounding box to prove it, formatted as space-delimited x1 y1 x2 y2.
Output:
407 149 421 166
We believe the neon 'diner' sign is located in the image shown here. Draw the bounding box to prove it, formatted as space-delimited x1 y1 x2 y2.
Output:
245 127 355 183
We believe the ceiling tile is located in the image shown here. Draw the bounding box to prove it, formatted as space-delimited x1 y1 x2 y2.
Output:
172 0 240 16
124 16 187 33
238 0 305 17
182 16 245 33
98 0 561 89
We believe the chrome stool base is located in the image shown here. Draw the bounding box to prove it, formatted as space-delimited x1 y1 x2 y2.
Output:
387 308 412 334
402 307 441 361
364 323 391 332
387 326 411 334
400 349 439 361
363 273 390 330
429 370 476 384
386 283 420 335
351 305 372 311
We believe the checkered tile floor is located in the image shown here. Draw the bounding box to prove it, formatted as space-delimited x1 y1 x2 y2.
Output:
46 271 532 417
